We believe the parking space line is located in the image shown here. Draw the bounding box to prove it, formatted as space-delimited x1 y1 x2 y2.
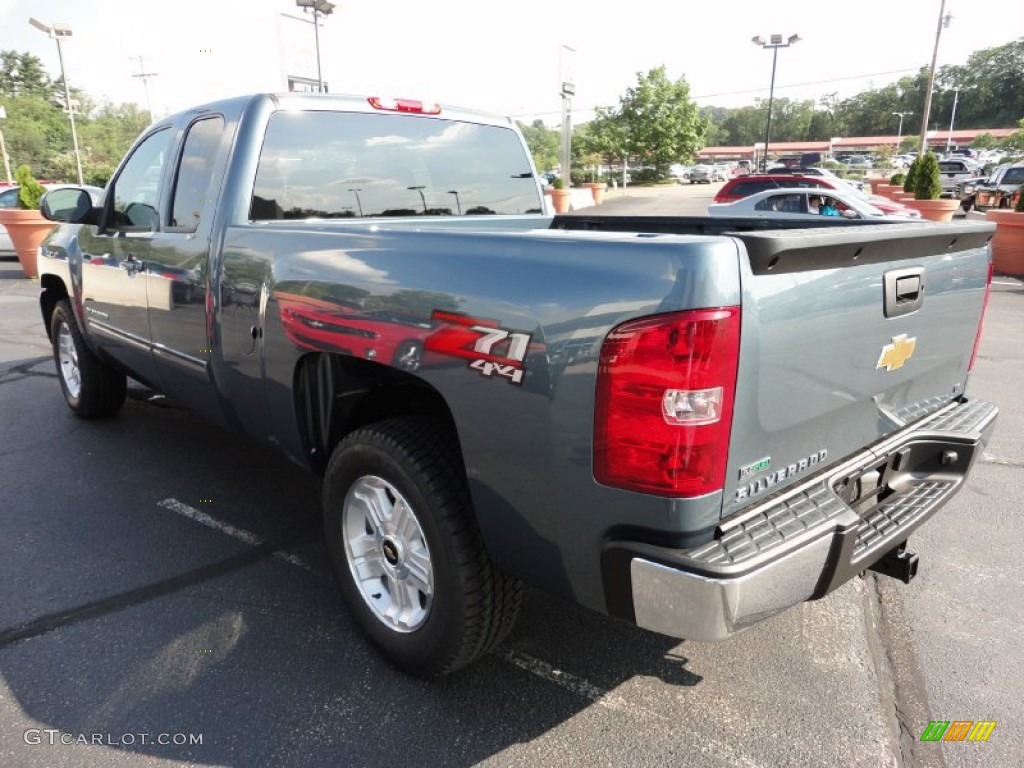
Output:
496 647 665 721
158 498 313 572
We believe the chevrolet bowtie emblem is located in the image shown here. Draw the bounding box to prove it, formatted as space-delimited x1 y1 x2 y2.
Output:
877 334 917 371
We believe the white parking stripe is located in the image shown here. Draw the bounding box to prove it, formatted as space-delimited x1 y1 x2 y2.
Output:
157 498 313 571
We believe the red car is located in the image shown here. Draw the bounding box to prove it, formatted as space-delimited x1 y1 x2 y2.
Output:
276 293 436 371
714 174 916 217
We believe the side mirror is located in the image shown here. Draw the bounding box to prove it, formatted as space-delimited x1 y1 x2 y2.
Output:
40 188 100 225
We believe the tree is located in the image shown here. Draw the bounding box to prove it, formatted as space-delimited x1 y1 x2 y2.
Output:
0 51 53 97
517 120 560 175
970 132 998 149
937 38 1024 129
580 107 629 179
614 66 707 176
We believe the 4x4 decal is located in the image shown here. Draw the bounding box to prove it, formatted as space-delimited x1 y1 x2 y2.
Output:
425 310 532 385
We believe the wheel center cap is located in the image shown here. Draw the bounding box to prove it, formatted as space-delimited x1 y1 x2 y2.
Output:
382 538 400 566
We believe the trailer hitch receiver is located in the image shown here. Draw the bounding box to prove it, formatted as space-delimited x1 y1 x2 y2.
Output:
869 541 919 584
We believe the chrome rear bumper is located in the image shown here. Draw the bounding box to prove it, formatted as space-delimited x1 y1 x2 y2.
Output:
613 397 997 641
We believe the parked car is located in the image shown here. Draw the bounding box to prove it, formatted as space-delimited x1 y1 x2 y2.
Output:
0 184 105 257
938 159 979 198
714 173 918 216
688 164 715 184
972 161 1024 212
34 91 997 678
707 186 920 221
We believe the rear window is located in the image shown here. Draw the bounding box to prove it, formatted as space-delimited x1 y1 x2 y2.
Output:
250 110 541 220
938 162 969 173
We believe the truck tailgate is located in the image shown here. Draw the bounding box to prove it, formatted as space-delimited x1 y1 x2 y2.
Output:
721 222 993 517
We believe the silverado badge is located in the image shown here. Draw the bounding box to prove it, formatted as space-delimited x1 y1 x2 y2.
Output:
876 334 917 372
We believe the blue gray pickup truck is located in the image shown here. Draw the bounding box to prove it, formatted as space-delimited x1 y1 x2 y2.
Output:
36 93 998 676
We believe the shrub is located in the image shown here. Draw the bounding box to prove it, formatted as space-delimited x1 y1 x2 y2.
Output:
903 157 920 193
1016 187 1024 213
913 153 942 200
889 172 906 186
551 177 564 190
14 165 46 210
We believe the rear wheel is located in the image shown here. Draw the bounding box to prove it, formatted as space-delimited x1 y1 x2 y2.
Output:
323 417 522 676
50 300 127 418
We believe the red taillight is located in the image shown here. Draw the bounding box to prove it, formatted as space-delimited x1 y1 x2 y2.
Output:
968 259 993 372
367 96 441 115
594 308 741 498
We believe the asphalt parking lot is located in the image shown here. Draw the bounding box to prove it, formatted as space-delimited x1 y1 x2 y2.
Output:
1 192 1021 767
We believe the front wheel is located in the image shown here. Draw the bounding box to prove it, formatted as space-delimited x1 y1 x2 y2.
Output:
323 417 522 676
50 300 127 418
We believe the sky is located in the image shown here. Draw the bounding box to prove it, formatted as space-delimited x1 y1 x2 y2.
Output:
1 0 1021 128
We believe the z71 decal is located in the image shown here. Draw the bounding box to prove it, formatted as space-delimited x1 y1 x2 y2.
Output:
425 310 533 385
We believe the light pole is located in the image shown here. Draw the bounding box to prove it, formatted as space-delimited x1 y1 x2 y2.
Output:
559 45 575 186
347 188 363 217
0 106 12 185
447 190 462 215
29 18 84 184
751 34 800 172
945 88 960 154
407 185 427 213
918 0 951 155
892 111 913 152
295 0 335 93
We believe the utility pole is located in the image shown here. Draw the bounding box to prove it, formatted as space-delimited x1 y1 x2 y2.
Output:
131 56 159 122
918 0 950 156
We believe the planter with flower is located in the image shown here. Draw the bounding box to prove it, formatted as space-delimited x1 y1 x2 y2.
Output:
986 184 1024 276
0 166 56 278
548 177 572 214
901 154 959 222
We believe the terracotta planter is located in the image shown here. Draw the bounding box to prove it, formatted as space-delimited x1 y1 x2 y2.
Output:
986 210 1024 277
874 183 897 199
549 189 572 214
892 192 917 203
901 198 960 222
581 182 606 205
867 178 886 195
0 208 55 278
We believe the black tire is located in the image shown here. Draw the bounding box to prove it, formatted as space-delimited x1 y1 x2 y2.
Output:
322 417 522 676
50 300 127 418
391 340 423 371
961 198 974 212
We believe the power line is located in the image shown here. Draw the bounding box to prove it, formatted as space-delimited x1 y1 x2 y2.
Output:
511 65 925 119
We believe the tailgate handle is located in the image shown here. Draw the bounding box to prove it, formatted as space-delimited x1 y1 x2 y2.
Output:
896 275 920 302
884 268 924 318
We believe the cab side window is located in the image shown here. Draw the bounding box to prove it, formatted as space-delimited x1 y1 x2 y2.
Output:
169 117 225 232
109 128 173 231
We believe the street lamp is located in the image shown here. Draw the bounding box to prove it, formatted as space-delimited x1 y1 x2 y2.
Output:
447 190 462 215
918 0 952 155
751 33 801 171
407 185 427 213
295 0 335 93
892 111 913 151
29 17 84 184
